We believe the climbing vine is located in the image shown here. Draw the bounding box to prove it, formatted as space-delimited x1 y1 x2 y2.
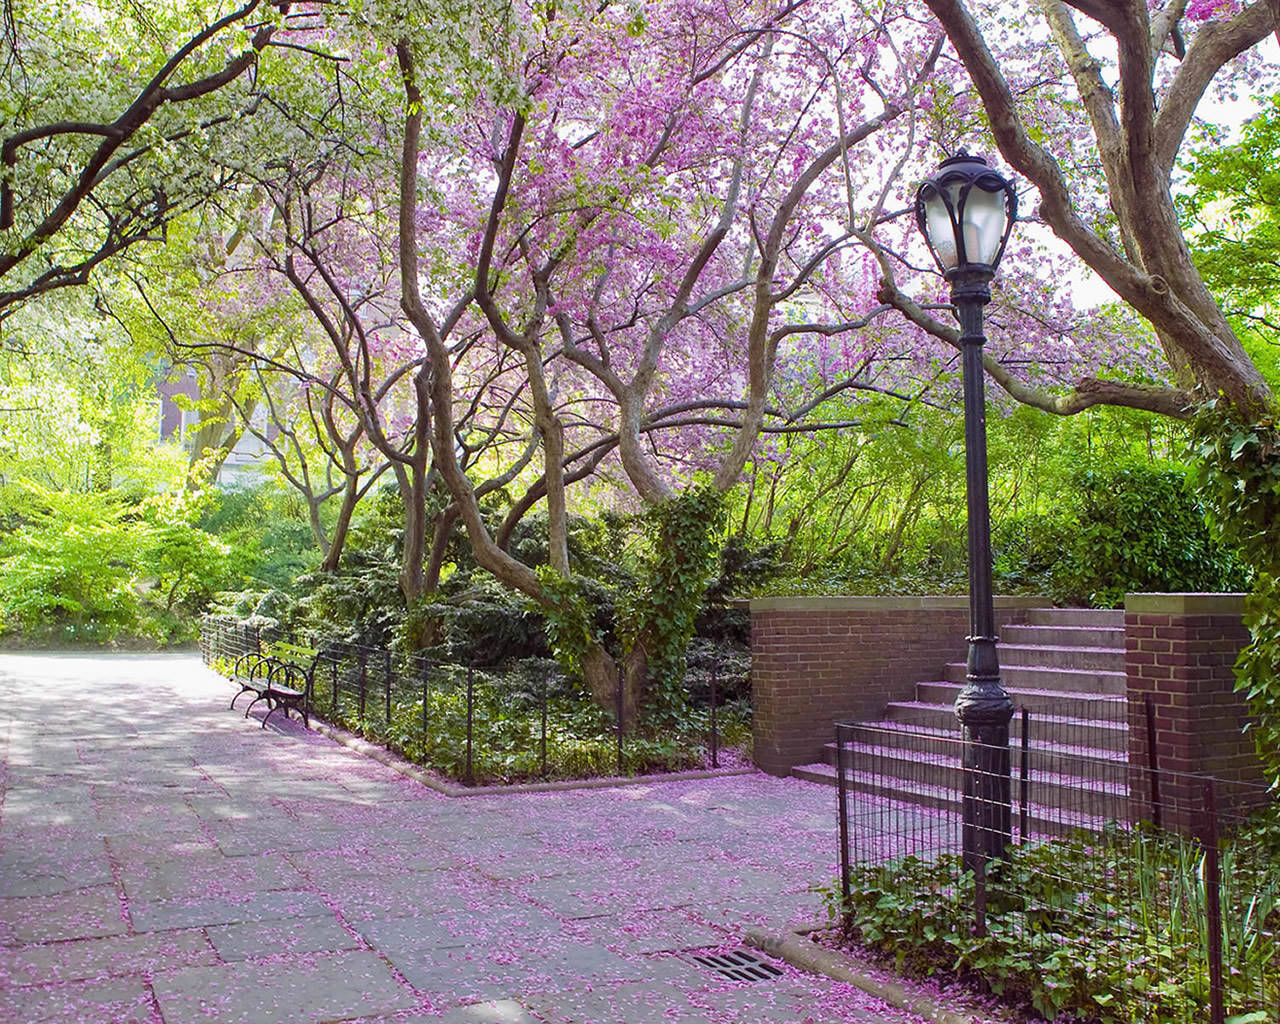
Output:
1192 400 1280 784
620 486 728 719
535 564 597 678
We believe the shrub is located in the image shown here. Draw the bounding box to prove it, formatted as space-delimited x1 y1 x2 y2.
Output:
0 483 230 644
1052 465 1247 607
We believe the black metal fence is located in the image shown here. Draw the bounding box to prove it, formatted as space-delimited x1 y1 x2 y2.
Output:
201 615 739 785
834 711 1278 1024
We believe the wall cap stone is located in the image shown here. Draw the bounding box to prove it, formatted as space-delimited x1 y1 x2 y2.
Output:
749 595 1048 613
1124 592 1246 616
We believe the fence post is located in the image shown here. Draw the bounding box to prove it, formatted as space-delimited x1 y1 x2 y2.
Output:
1145 696 1163 830
973 859 987 939
615 669 624 776
384 649 393 747
466 665 474 787
710 664 719 769
1202 778 1225 1024
1019 707 1030 842
835 722 851 911
421 659 430 753
331 659 338 718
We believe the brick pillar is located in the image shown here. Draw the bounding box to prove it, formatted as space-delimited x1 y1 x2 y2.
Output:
1124 593 1265 830
750 595 1040 776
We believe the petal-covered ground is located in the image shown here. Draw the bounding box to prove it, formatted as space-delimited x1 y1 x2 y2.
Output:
0 652 930 1024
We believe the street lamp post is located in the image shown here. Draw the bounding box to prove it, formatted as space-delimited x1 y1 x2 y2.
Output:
914 152 1018 872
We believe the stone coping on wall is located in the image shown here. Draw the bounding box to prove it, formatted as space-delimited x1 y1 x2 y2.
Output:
749 594 1048 613
1124 592 1246 616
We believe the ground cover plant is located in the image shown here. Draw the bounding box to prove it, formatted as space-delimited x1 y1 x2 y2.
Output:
823 812 1280 1023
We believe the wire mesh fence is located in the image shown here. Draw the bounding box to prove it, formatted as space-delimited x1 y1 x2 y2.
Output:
201 615 742 785
834 711 1279 1024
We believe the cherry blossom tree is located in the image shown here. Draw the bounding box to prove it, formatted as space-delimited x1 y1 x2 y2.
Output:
394 0 1081 718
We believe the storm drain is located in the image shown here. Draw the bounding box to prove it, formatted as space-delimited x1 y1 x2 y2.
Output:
689 949 784 982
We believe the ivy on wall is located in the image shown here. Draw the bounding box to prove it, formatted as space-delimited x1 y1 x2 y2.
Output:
1193 400 1280 784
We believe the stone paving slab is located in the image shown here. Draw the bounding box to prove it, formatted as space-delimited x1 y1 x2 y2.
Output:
523 978 712 1024
569 909 727 955
204 914 361 962
385 941 647 1003
127 888 334 933
151 949 419 1023
438 1000 544 1024
330 871 511 921
0 885 130 945
0 848 115 899
118 851 304 901
0 975 157 1024
352 906 564 953
0 928 217 986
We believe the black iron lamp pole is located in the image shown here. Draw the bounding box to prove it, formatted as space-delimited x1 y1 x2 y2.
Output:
914 151 1018 871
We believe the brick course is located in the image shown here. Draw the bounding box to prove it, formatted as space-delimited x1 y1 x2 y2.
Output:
750 596 1039 775
1124 593 1267 829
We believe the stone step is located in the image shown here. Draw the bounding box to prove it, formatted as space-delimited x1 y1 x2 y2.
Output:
1001 623 1124 649
882 702 1128 752
790 762 1126 837
1026 607 1125 628
916 681 1127 720
943 663 1126 694
824 726 1127 776
793 748 1129 825
991 643 1125 672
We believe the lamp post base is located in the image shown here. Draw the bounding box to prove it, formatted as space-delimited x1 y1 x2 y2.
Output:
958 693 1014 873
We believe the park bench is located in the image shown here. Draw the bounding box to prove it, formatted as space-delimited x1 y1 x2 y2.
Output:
227 651 314 728
227 651 274 713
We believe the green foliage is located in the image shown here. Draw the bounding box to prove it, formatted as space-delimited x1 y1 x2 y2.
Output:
1180 97 1280 386
0 483 230 644
432 572 549 666
744 401 1199 602
827 820 1280 1022
199 484 319 590
695 532 785 643
536 565 597 677
1055 465 1248 608
1193 401 1280 782
291 548 405 646
0 289 190 496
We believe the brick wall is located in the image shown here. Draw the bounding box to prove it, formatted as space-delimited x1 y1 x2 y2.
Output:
750 596 1040 775
1124 593 1267 828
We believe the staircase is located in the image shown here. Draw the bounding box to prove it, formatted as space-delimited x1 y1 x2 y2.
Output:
792 607 1131 831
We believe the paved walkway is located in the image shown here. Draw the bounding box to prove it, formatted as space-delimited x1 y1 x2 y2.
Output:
0 653 925 1024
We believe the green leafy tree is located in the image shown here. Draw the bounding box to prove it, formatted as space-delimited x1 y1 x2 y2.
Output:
0 1 292 314
1181 95 1280 386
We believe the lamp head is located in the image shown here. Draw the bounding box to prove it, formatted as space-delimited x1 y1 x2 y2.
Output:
915 150 1017 278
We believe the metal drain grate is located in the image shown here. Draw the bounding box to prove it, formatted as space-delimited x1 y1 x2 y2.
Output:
689 949 784 982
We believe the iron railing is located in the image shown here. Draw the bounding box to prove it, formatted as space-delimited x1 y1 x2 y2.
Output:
201 615 739 785
834 711 1278 1024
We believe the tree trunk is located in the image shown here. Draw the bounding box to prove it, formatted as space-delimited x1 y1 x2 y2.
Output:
581 642 619 719
425 504 459 593
318 477 362 573
396 461 428 603
580 642 644 734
